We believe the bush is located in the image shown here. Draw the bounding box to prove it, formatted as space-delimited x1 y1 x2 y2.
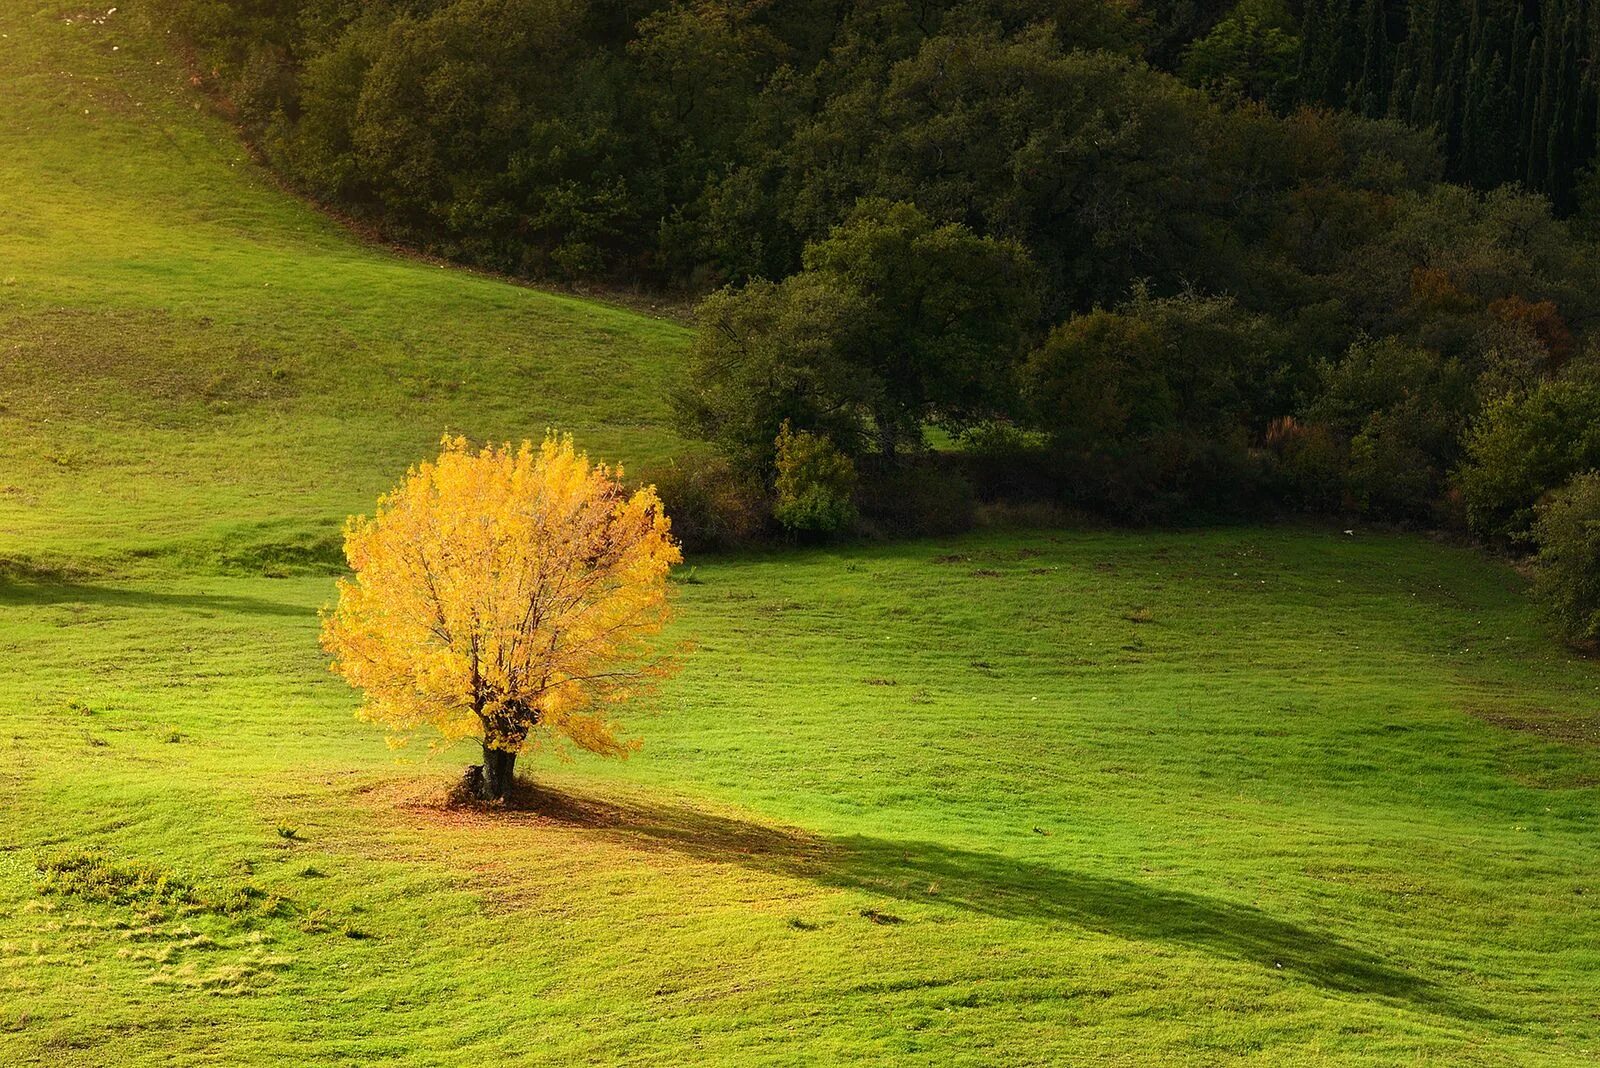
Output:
1022 291 1291 520
1530 471 1600 645
856 459 977 537
953 422 1063 503
1345 413 1447 522
1309 336 1472 523
772 423 858 537
1264 416 1345 512
647 454 770 554
1039 428 1269 524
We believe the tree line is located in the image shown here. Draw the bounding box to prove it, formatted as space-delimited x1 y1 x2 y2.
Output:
159 0 1600 642
1293 0 1600 212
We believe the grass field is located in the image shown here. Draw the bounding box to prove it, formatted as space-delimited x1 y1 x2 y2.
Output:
3 3 1599 1065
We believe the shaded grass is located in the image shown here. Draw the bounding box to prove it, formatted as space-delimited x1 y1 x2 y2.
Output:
0 573 310 617
442 783 1457 1013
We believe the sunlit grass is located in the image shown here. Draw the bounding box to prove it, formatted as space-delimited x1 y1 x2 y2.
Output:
2 531 1598 1062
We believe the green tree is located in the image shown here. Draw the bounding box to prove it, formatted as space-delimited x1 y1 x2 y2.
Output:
1530 470 1600 644
675 199 1039 469
799 200 1039 459
1310 336 1473 521
1023 289 1291 516
672 272 869 473
1457 370 1600 542
1181 2 1301 110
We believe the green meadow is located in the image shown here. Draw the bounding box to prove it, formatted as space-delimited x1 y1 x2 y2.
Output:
2 3 1597 1064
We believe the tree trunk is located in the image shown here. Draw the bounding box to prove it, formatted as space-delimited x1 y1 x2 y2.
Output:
878 419 900 467
477 744 517 801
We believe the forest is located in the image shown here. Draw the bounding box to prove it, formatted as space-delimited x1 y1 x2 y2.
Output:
157 0 1600 640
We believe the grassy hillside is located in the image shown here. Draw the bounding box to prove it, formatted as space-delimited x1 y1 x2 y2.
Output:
0 1 687 568
2 3 1598 1065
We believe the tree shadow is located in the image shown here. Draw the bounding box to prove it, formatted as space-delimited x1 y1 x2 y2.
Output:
500 783 1481 1019
0 575 309 618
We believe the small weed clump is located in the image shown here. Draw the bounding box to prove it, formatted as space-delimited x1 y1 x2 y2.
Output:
36 852 199 912
35 852 289 922
298 908 333 935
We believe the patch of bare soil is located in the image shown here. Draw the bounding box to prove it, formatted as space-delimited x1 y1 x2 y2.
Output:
358 776 838 914
1470 705 1600 749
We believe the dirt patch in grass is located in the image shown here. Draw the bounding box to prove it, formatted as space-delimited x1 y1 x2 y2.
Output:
1468 705 1600 749
393 779 830 864
1466 704 1600 788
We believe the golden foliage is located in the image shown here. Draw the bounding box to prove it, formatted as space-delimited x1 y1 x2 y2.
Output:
320 434 681 759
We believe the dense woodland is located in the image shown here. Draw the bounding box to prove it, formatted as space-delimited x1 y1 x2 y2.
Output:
159 0 1600 639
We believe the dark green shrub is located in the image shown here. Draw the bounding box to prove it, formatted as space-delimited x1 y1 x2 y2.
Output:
231 42 296 131
1345 413 1448 521
1023 290 1291 519
953 422 1062 503
1116 429 1270 522
1264 417 1345 513
1530 471 1600 645
856 460 977 537
1309 336 1475 523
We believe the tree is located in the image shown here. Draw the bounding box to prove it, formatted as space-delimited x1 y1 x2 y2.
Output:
321 434 681 801
1310 335 1473 521
1025 289 1291 454
1531 470 1600 644
674 199 1038 472
778 31 1238 314
1022 289 1291 518
799 200 1040 459
1181 2 1301 111
673 272 870 474
1457 370 1600 542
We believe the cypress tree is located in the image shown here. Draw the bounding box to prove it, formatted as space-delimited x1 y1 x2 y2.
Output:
1354 0 1390 117
1548 4 1582 206
1288 0 1600 208
1522 12 1547 189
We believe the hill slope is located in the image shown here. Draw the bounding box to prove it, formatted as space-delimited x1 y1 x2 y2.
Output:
0 1 687 568
1 3 1598 1066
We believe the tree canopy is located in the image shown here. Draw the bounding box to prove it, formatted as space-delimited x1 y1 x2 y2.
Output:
320 434 681 800
159 1 1600 559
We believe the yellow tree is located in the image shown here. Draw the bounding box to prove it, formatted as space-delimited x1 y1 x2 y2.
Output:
321 434 681 800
